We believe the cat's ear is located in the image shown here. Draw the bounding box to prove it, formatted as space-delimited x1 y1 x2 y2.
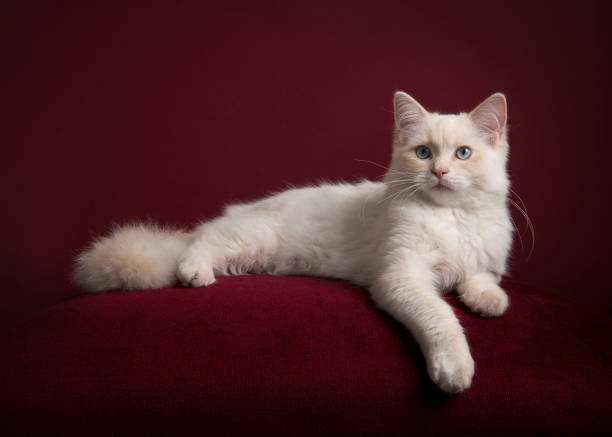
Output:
394 91 427 134
469 93 507 146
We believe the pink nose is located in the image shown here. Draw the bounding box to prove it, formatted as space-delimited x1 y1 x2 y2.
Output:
431 169 449 179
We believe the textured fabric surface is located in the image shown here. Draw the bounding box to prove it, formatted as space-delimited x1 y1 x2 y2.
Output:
2 277 609 436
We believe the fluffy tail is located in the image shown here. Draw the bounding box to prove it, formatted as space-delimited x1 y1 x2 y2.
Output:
73 223 193 293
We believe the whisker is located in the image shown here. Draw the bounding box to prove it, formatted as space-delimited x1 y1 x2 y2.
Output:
385 178 420 186
508 196 535 259
354 159 391 172
377 184 418 205
510 189 528 214
509 215 524 253
510 189 531 237
378 182 422 204
354 158 413 178
359 184 388 225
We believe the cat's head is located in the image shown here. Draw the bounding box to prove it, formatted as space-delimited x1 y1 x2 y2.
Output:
387 91 509 205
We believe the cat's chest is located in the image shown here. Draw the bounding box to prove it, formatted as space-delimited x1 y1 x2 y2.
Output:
419 209 484 252
400 206 505 283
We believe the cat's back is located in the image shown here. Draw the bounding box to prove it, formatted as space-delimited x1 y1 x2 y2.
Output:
218 180 387 282
224 180 385 219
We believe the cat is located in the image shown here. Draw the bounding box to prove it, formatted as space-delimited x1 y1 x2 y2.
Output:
73 91 513 393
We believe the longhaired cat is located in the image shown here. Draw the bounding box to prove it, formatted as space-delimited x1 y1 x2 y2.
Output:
74 92 513 393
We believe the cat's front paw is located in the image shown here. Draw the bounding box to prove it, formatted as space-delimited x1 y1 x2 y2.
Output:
177 256 216 288
460 283 508 317
427 333 475 394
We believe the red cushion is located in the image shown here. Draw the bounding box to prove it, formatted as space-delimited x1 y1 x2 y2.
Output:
1 277 609 435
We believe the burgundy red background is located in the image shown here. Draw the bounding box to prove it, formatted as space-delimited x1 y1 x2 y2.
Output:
2 1 611 321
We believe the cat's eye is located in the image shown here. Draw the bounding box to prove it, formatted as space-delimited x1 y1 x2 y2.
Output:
415 146 431 159
456 146 472 160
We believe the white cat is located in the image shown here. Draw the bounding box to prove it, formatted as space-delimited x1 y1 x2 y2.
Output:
74 92 513 393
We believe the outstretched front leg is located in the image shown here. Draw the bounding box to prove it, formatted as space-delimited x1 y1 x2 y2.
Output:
371 259 475 393
457 272 509 317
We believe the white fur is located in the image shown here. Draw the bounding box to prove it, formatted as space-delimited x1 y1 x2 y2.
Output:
73 223 193 292
74 92 513 393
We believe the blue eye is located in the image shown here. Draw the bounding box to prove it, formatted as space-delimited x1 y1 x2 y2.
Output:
456 146 472 160
416 146 431 159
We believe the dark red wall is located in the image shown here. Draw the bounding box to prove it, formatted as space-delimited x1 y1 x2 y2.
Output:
2 1 610 321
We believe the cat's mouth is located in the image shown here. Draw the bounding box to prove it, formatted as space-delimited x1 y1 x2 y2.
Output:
431 182 453 191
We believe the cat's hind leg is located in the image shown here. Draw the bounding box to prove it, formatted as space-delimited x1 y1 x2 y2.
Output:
176 212 281 288
457 272 509 317
176 241 216 288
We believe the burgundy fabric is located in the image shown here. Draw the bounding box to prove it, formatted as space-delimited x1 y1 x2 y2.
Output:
1 277 609 436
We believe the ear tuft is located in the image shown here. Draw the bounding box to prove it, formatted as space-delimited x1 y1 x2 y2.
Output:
393 91 427 134
469 93 507 146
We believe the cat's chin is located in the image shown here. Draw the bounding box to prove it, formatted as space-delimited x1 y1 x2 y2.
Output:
421 184 468 205
431 184 453 191
428 180 458 193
